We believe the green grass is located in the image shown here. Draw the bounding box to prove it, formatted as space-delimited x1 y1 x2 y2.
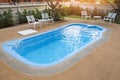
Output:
68 15 82 19
67 15 91 20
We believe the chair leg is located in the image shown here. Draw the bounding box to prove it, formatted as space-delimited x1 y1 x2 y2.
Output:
52 20 54 24
40 22 42 28
109 19 112 23
34 24 36 29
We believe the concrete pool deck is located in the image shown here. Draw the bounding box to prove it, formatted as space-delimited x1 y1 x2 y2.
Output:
0 18 120 80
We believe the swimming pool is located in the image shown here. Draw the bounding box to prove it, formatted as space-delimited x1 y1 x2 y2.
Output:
3 23 105 67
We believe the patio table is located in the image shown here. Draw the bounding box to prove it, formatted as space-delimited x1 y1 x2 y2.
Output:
93 16 101 20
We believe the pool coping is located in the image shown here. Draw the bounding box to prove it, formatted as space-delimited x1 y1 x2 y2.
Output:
0 24 112 76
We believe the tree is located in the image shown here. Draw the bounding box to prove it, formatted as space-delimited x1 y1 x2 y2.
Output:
45 0 64 21
103 0 120 21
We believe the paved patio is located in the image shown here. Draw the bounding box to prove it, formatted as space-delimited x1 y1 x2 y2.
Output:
0 18 120 80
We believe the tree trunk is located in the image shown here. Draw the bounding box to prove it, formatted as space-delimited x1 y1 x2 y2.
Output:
45 0 61 21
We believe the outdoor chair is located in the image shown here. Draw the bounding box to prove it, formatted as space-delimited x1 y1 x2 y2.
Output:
26 15 40 29
41 13 53 24
81 11 91 20
103 13 117 23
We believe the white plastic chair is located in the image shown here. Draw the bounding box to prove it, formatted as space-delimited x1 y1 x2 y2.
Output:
103 13 117 23
110 13 117 23
81 11 91 20
41 13 53 24
26 15 40 29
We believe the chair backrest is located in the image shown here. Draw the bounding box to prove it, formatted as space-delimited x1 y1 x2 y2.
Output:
41 13 50 19
81 11 84 16
107 13 113 18
81 11 87 16
83 11 87 16
26 16 31 23
44 13 49 19
111 13 117 19
30 15 35 22
41 13 45 19
26 15 35 23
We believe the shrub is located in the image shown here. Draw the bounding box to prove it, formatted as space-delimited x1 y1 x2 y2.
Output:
0 13 5 28
18 9 41 24
0 9 14 29
18 9 28 24
62 6 69 16
3 9 14 27
34 8 41 19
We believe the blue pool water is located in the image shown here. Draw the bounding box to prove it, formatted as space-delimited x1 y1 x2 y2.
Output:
3 23 105 66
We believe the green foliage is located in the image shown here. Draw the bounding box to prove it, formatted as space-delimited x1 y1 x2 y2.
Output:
46 0 65 21
18 9 27 24
18 11 26 24
0 13 5 28
43 6 67 21
0 9 42 27
43 8 50 13
55 8 64 21
34 8 41 19
3 9 14 27
0 9 14 29
62 6 69 16
18 9 42 24
54 6 67 21
115 20 120 24
54 6 69 21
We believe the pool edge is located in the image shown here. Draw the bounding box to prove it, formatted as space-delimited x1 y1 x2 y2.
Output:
0 25 112 76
